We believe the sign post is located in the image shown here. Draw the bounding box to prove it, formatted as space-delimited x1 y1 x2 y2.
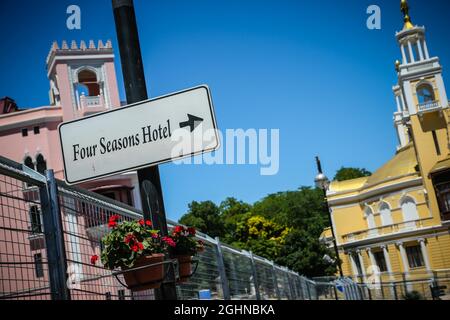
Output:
108 0 217 300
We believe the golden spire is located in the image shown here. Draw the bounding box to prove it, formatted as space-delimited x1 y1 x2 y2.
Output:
400 0 414 30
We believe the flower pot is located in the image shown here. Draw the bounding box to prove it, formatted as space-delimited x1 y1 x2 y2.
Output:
123 253 165 291
176 255 193 283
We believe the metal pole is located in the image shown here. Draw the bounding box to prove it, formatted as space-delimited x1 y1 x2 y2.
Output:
39 170 70 300
271 263 281 300
112 0 176 300
215 237 231 300
248 251 261 300
315 157 344 278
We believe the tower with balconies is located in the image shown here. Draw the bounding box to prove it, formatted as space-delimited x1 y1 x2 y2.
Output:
393 1 450 223
320 1 450 288
46 40 121 121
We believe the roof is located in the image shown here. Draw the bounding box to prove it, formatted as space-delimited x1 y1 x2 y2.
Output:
329 143 418 194
430 157 450 175
329 176 368 193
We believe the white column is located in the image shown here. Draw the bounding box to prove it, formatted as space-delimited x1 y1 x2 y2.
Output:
366 248 377 268
407 41 415 63
416 39 424 61
418 238 431 271
397 123 407 147
401 44 407 64
349 252 359 278
423 40 430 59
381 245 393 274
397 242 410 273
396 95 402 113
357 250 367 278
400 94 406 112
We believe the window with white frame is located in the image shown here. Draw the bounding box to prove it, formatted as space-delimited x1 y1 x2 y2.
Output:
401 196 419 222
379 202 393 226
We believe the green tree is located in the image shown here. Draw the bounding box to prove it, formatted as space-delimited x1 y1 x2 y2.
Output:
219 197 252 243
252 187 336 277
231 214 290 259
179 200 225 238
333 167 371 182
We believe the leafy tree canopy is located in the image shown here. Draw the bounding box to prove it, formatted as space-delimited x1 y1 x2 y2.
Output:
179 200 225 238
333 167 371 182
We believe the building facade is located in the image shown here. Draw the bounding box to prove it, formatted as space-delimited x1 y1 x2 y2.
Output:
0 40 142 209
321 1 450 292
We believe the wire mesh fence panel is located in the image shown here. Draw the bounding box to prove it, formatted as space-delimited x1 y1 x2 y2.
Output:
176 239 222 300
253 259 278 300
0 171 51 300
57 182 154 300
0 156 328 301
221 246 256 299
274 268 291 300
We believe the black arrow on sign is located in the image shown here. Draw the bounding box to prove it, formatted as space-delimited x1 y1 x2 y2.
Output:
179 114 204 132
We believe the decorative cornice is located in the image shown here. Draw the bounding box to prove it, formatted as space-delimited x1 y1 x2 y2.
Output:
46 40 113 73
328 176 422 206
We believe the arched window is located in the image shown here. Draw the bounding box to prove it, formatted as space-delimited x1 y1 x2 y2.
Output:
77 69 99 96
36 154 47 175
379 202 393 226
365 207 377 235
401 196 419 222
416 83 435 105
24 156 34 170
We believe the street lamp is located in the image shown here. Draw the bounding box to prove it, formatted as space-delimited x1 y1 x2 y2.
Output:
315 156 344 278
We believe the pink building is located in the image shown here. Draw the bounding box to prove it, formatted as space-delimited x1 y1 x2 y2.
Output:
0 41 153 299
0 40 143 209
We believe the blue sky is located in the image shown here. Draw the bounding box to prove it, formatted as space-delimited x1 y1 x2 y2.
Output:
1 0 450 221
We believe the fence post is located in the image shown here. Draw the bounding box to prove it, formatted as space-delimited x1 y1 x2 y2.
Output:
393 283 399 300
215 237 231 300
271 263 281 300
248 251 261 300
39 170 70 300
306 280 312 300
284 271 294 300
333 284 339 300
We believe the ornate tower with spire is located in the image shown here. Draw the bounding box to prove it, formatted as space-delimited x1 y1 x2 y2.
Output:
393 0 450 222
46 40 122 121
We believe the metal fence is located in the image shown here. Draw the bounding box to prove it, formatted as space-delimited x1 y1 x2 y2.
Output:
313 270 450 300
0 156 317 300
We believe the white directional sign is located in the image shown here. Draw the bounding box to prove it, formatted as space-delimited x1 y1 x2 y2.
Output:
59 85 220 184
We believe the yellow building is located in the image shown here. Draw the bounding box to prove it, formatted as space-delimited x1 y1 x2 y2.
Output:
321 1 450 297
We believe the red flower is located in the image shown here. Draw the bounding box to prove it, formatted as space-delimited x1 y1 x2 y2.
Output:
139 219 145 226
131 245 139 252
90 255 99 265
162 236 176 247
108 220 117 228
138 242 144 250
145 220 152 226
124 234 135 244
173 225 184 234
187 227 196 236
108 214 120 228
